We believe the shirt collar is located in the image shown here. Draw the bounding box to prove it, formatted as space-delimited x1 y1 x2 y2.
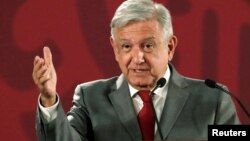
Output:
128 66 171 97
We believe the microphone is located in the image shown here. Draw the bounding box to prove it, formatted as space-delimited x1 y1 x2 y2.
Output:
205 79 250 119
150 77 166 140
152 77 167 92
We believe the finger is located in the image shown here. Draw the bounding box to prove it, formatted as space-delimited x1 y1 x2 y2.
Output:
37 65 48 80
33 56 42 69
38 68 51 84
33 65 47 85
39 74 50 84
33 57 45 74
33 57 44 83
43 46 53 66
34 65 50 85
33 56 40 66
33 58 47 80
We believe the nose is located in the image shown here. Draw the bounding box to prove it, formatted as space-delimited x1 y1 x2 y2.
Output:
132 47 145 64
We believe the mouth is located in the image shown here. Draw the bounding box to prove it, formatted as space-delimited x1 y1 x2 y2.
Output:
132 69 150 75
134 69 148 72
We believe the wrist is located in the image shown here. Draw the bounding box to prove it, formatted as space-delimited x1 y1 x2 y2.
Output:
40 94 57 107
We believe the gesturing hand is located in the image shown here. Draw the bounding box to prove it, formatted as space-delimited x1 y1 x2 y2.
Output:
32 46 57 107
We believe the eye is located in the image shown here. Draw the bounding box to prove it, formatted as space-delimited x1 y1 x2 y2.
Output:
121 44 132 52
142 42 154 52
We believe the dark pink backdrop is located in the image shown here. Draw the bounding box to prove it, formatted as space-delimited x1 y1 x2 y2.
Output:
0 0 249 140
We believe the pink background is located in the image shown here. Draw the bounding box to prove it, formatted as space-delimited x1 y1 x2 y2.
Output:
0 0 249 140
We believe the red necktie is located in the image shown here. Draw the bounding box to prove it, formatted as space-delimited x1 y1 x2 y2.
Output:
137 90 155 140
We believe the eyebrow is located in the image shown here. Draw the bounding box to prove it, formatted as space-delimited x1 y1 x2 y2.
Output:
119 36 156 42
141 37 155 42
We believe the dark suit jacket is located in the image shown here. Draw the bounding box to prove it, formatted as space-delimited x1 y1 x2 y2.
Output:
36 64 240 141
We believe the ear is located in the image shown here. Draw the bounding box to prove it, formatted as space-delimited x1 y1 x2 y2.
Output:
110 36 119 62
167 35 178 61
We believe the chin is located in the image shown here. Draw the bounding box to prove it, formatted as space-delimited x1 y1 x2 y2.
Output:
130 79 154 89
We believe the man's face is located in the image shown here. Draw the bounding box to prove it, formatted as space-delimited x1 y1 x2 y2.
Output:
110 19 177 90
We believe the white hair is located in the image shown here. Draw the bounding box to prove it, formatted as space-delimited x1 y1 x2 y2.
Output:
110 0 173 40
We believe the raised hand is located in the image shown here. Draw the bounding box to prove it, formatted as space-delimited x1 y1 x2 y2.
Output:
32 46 57 107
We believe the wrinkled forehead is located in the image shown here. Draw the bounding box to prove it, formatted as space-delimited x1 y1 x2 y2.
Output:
114 19 165 39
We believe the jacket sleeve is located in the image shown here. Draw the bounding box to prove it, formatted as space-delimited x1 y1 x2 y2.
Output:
35 85 91 141
36 101 88 141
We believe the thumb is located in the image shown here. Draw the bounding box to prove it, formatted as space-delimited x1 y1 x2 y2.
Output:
43 46 53 65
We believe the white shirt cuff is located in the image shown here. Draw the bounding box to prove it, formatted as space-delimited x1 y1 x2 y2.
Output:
38 94 59 123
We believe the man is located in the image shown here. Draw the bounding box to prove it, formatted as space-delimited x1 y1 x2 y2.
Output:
32 0 240 140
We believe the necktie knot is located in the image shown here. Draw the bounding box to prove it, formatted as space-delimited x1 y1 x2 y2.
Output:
138 90 151 103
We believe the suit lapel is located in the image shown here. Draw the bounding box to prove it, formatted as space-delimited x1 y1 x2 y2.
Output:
108 75 141 141
155 64 190 140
